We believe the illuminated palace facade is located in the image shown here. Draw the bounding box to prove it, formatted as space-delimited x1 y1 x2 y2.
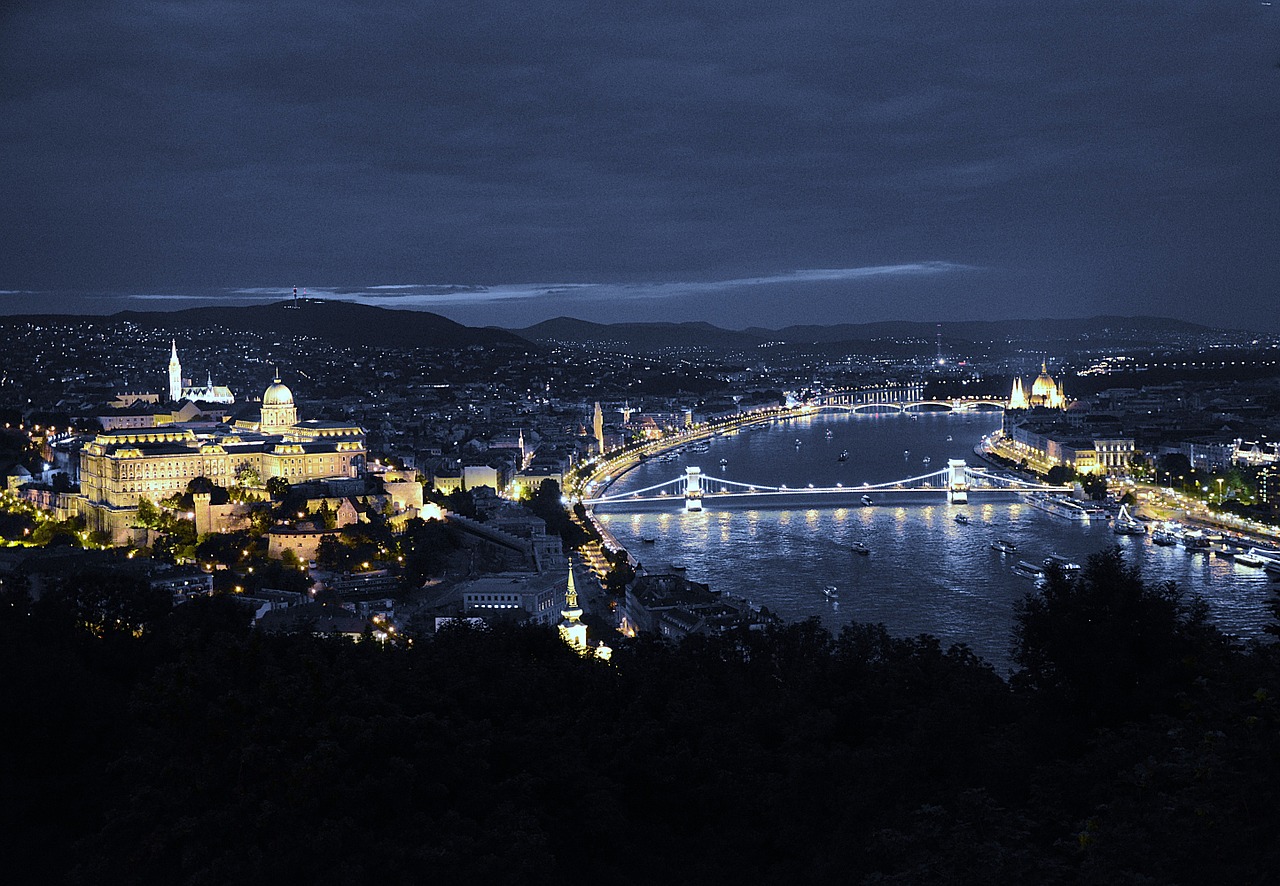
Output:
79 374 366 542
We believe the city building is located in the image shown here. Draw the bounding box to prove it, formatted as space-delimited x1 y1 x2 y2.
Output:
79 373 366 543
168 340 236 404
1009 361 1067 410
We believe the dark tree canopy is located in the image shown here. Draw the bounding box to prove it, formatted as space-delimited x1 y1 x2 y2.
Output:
2 556 1278 885
1012 546 1224 725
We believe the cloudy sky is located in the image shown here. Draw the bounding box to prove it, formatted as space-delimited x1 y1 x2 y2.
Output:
2 1 1278 329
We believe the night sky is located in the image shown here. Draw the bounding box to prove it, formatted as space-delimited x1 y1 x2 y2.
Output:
2 1 1278 329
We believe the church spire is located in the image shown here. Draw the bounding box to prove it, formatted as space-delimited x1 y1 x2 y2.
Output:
558 562 588 651
168 339 182 402
562 564 581 619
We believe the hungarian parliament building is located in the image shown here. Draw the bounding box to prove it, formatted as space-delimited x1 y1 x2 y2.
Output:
79 343 366 543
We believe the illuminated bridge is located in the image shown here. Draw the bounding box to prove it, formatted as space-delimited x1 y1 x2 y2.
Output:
585 459 1071 512
810 386 1009 413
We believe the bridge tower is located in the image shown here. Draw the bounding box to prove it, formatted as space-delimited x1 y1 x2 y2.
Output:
684 466 704 512
947 458 969 504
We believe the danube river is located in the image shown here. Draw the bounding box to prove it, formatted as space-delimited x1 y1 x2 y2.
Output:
595 412 1276 669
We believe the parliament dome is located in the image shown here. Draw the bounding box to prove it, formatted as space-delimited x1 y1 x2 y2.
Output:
1030 362 1057 399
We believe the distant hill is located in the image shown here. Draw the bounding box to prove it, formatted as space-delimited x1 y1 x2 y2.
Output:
516 317 763 351
100 300 532 350
516 315 1222 353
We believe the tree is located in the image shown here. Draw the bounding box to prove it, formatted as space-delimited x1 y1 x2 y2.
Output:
1045 464 1074 486
136 497 162 529
400 517 459 586
1012 546 1224 726
1079 473 1107 500
32 515 85 547
38 567 172 638
1157 452 1192 485
266 476 290 500
316 500 338 530
234 464 261 487
195 531 252 570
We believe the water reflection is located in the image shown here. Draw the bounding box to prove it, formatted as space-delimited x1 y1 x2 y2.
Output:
599 413 1274 667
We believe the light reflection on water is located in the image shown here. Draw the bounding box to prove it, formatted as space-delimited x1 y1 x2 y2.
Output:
600 412 1276 670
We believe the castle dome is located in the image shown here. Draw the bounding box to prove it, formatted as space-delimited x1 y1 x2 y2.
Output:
263 377 294 407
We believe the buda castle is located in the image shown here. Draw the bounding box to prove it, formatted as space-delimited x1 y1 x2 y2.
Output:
80 346 366 543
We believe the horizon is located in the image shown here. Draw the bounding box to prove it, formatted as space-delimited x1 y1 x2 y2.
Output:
0 289 1256 335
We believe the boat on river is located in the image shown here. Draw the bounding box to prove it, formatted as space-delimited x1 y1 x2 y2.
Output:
1151 523 1180 546
1029 494 1094 522
1234 551 1267 568
838 450 849 462
823 585 838 598
850 542 870 556
954 513 970 525
1182 531 1211 553
1043 554 1081 575
991 538 1018 554
1013 560 1045 580
861 494 874 506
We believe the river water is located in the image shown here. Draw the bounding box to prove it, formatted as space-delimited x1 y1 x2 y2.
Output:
596 411 1276 670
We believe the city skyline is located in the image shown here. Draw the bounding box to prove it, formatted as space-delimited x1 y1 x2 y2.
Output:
3 2 1279 330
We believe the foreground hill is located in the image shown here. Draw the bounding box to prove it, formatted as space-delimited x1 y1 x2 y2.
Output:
5 550 1279 884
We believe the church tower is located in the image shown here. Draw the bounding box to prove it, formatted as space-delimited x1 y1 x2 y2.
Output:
1009 377 1029 410
168 340 182 402
593 402 604 455
558 564 588 651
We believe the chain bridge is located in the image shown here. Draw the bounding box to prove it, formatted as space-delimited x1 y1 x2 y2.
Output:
585 459 1071 512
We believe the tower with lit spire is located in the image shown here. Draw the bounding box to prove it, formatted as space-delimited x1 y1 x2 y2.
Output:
168 340 182 402
558 564 588 651
592 401 604 455
1009 377 1029 410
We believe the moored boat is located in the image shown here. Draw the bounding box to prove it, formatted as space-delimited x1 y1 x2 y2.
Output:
1013 560 1045 579
1043 554 1081 574
1182 531 1211 553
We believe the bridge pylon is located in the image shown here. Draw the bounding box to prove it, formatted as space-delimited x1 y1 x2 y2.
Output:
947 458 970 504
684 466 704 512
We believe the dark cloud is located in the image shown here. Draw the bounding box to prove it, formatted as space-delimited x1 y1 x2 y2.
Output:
2 1 1278 328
